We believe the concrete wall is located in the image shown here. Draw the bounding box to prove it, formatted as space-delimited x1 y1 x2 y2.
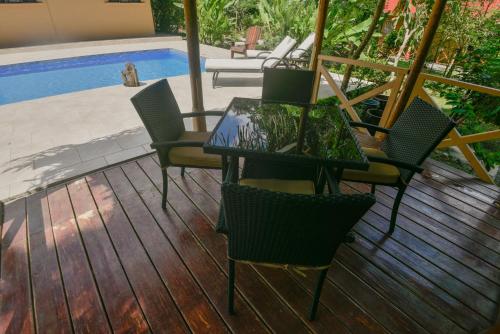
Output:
0 0 155 48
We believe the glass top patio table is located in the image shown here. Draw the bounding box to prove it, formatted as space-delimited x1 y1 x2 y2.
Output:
204 97 369 170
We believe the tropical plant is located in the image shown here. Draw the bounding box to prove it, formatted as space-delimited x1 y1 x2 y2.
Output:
341 0 386 91
390 0 431 68
257 0 317 47
151 0 184 33
197 0 236 46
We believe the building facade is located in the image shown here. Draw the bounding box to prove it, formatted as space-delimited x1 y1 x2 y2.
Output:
0 0 155 48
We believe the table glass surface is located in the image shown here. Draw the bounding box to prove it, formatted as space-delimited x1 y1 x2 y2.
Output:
205 98 367 168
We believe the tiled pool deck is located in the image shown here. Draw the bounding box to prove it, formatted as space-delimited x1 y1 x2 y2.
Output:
0 36 272 200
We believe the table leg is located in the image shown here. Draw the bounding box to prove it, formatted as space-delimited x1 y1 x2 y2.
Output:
216 155 239 234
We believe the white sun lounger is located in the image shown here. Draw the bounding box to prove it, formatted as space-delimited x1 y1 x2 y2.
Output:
245 33 315 60
205 36 297 88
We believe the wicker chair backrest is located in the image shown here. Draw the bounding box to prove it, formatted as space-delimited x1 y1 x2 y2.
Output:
381 97 455 183
222 182 375 267
131 79 185 144
262 68 315 105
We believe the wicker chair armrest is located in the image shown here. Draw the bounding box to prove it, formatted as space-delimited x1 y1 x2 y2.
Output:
150 140 205 149
367 156 424 173
349 121 391 134
181 111 224 118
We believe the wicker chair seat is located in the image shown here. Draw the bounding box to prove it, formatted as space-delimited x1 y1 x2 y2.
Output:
342 147 400 184
169 131 222 168
239 178 315 195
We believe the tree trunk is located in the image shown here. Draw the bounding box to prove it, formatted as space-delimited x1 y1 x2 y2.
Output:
341 0 386 91
445 47 461 77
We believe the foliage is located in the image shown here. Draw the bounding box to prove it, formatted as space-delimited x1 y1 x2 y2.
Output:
257 0 317 47
389 0 432 67
150 0 184 33
197 0 236 47
433 12 499 170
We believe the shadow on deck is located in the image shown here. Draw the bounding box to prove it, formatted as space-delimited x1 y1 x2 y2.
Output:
1 154 499 333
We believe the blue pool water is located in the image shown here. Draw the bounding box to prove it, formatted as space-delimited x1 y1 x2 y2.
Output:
0 49 205 105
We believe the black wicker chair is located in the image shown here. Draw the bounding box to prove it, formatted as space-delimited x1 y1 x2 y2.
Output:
131 79 223 208
262 67 315 105
240 67 318 189
222 162 375 320
344 97 456 233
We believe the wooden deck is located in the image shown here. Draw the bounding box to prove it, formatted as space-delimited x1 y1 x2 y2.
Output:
1 154 499 334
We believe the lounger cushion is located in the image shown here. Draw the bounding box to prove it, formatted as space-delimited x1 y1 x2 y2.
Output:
342 147 400 184
289 33 315 59
205 36 296 72
247 33 314 59
239 178 315 195
245 49 271 58
169 131 222 168
205 58 264 72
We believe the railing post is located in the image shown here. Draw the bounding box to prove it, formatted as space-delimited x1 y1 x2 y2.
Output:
183 0 207 132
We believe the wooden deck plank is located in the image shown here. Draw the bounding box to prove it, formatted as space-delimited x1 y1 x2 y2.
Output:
426 160 500 195
290 267 409 334
185 167 397 334
413 173 500 218
371 185 500 283
420 167 499 208
348 232 489 332
346 184 500 302
403 186 500 234
3 153 499 334
0 198 34 334
46 185 111 333
103 166 230 334
366 204 500 303
86 172 189 334
411 178 500 223
372 184 500 258
137 157 314 333
66 179 150 333
171 168 353 333
120 161 270 334
371 183 500 254
355 214 495 321
26 191 72 334
379 183 500 241
335 246 467 334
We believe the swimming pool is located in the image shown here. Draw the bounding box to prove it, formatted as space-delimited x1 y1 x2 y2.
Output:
0 49 205 105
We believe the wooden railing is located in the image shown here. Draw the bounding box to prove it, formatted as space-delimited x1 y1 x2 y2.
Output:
311 55 500 184
407 73 500 183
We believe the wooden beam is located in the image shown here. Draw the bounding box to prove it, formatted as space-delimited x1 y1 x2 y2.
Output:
183 0 207 131
390 0 447 125
309 0 329 72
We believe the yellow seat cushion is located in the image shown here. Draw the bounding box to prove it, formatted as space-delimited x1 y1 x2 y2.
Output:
342 147 400 184
168 131 222 168
239 178 315 195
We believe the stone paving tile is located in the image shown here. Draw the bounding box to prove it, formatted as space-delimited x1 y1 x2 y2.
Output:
0 184 10 200
77 138 122 162
33 147 82 170
35 157 108 189
104 146 147 165
116 127 150 149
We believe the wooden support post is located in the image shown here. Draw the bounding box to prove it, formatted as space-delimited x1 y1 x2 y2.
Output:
183 0 207 131
309 0 329 72
390 0 447 125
